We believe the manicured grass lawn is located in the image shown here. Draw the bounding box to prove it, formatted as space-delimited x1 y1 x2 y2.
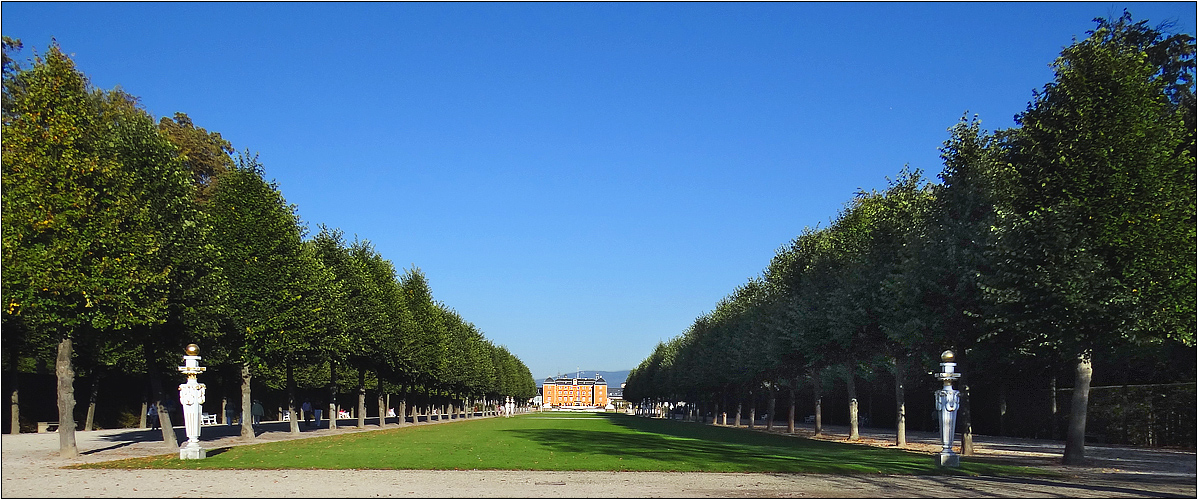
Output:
76 412 1049 476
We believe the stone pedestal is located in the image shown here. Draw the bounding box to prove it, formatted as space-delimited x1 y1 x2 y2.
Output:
935 452 959 467
180 442 207 460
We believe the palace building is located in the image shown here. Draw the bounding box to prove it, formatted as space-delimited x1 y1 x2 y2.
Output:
542 374 608 408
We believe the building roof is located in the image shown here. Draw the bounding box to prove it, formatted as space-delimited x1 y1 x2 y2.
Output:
542 373 609 386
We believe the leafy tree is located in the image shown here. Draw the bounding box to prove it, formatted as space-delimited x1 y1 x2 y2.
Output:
989 12 1195 464
400 268 448 397
311 227 384 428
353 243 418 422
95 88 227 451
207 153 320 439
2 42 189 455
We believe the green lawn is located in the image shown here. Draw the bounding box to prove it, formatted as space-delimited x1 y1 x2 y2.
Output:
77 412 1049 476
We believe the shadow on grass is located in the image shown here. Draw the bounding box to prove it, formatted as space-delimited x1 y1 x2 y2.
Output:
505 413 1047 476
505 413 935 474
206 447 232 457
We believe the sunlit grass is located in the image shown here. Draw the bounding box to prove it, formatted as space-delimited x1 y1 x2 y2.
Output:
74 412 1053 476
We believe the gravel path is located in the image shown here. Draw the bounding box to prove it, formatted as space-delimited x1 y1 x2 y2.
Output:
3 415 1194 498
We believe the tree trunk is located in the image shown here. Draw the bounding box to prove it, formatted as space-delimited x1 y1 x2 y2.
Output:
357 370 366 428
398 398 407 427
961 381 974 455
846 363 859 441
811 368 823 436
999 382 1008 436
378 390 386 427
1050 376 1058 440
240 362 254 439
328 362 338 430
9 356 20 434
788 384 796 434
10 381 19 435
56 337 78 457
894 357 907 447
766 385 775 431
748 390 757 429
84 376 100 431
147 362 179 452
287 362 299 434
1063 352 1093 465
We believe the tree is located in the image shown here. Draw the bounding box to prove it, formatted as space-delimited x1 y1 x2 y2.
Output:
2 42 188 455
400 268 448 398
354 243 418 424
990 12 1195 464
94 88 227 452
207 153 318 439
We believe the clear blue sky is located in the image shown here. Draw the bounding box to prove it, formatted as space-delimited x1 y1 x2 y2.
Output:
4 2 1194 379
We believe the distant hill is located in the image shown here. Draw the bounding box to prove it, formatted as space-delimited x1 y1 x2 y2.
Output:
537 370 630 388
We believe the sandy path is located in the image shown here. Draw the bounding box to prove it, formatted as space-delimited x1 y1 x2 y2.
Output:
3 415 1194 498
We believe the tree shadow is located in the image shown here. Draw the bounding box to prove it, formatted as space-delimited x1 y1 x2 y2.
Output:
80 441 139 455
503 413 935 474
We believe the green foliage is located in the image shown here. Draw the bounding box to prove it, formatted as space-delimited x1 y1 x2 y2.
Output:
990 10 1196 354
2 43 171 340
157 112 234 202
206 153 325 369
400 268 449 387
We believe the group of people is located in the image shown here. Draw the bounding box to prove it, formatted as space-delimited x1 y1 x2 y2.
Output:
152 398 509 429
214 400 265 427
300 400 325 427
148 398 340 429
147 398 522 430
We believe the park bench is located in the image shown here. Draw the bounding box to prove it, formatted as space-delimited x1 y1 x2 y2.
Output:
200 413 218 426
37 421 60 433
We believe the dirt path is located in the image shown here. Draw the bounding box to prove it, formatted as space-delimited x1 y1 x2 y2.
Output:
3 415 1194 498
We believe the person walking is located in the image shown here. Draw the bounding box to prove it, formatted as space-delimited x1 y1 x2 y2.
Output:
147 404 160 430
302 400 312 426
251 400 264 426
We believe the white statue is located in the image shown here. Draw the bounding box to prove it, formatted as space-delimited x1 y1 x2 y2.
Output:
178 344 208 459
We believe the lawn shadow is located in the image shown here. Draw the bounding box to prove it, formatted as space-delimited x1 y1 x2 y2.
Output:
504 413 934 474
206 447 232 457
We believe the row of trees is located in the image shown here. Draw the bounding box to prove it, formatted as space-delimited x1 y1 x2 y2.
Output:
2 38 536 456
625 13 1195 464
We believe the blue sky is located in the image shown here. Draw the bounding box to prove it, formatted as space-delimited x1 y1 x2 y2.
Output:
4 2 1194 379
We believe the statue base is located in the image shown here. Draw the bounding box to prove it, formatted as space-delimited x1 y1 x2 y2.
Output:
935 451 959 467
179 443 206 460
